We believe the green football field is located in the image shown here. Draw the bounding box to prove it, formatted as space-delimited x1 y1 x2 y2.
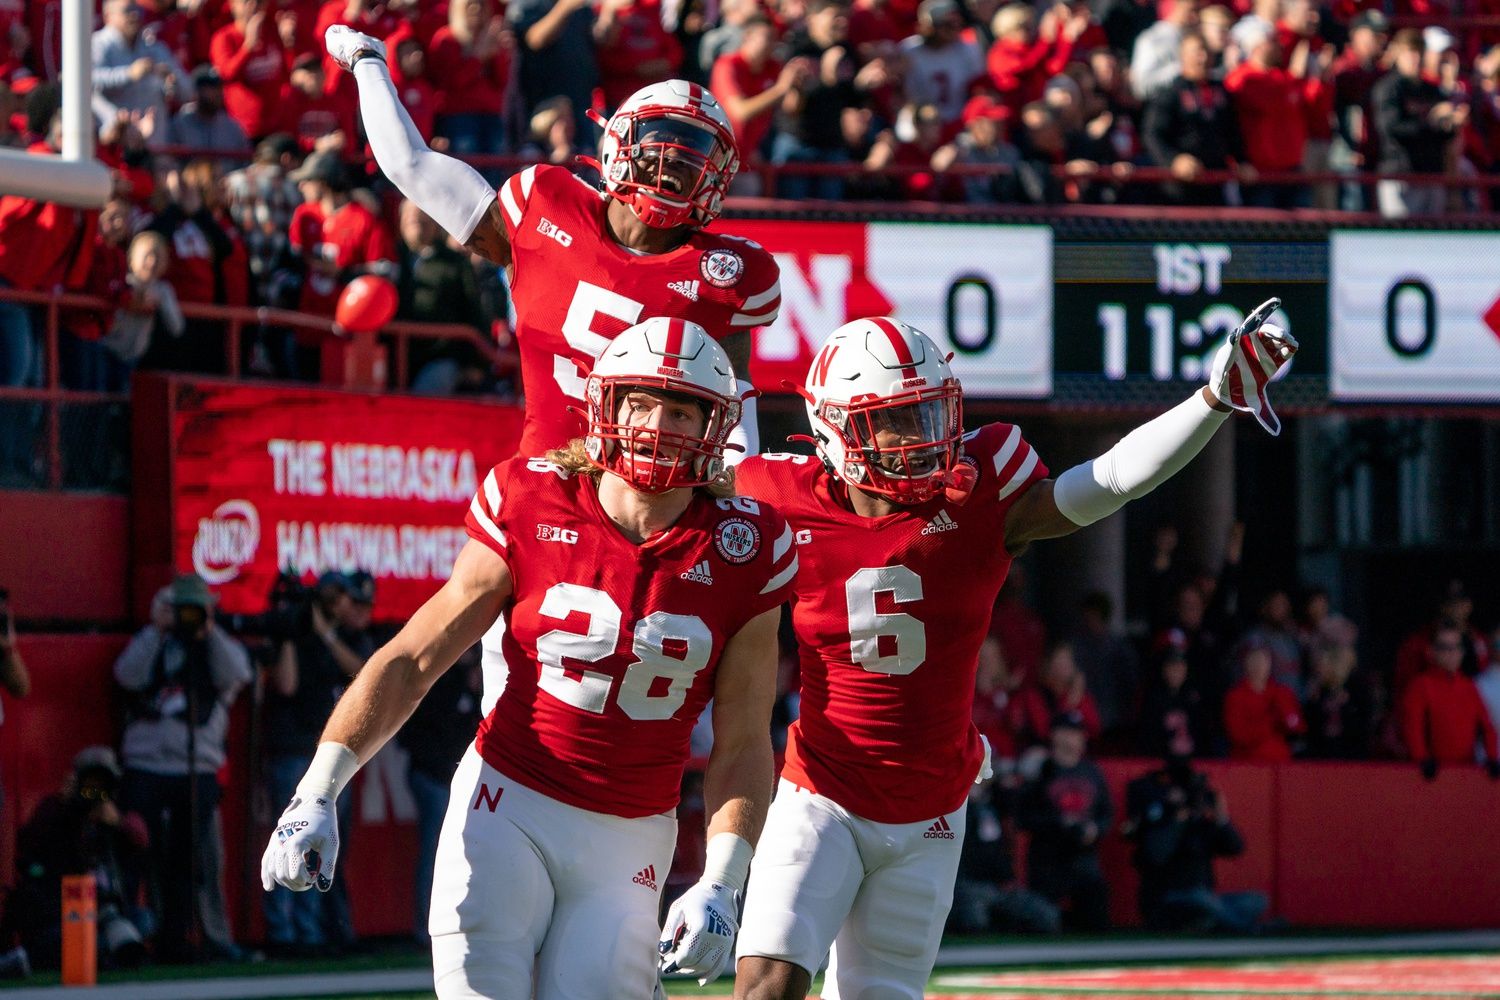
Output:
6 937 1500 999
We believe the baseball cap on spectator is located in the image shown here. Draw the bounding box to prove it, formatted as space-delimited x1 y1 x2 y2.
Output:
192 65 223 89
962 92 1012 126
1349 9 1389 34
919 0 961 23
171 572 216 609
255 132 301 164
1230 18 1273 53
292 52 324 74
317 569 351 594
1423 26 1454 53
347 570 376 605
289 151 349 191
73 745 123 780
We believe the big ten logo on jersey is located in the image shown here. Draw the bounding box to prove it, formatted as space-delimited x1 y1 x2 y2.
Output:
526 457 572 478
536 525 579 544
537 217 573 247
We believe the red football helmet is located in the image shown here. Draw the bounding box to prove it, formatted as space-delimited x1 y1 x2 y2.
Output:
584 317 743 493
594 80 740 230
800 317 967 505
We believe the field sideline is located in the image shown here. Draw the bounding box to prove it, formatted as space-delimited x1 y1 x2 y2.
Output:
3 932 1498 1000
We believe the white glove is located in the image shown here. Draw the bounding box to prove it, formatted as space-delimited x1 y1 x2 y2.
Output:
975 734 994 784
324 24 387 71
261 792 340 893
1207 297 1299 437
658 879 739 985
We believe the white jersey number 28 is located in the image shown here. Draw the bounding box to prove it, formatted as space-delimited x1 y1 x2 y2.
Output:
845 566 926 675
554 281 646 401
535 583 713 720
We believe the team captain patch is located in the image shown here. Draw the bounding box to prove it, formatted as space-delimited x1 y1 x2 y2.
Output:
714 516 761 564
700 249 744 288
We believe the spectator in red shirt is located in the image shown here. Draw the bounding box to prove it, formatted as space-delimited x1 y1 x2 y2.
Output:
143 160 239 373
211 0 291 141
1012 642 1104 752
1403 624 1500 779
0 87 96 393
864 101 962 199
1273 0 1323 60
972 635 1021 762
595 0 684 113
1224 22 1327 207
282 52 357 155
849 0 907 58
314 0 402 102
386 30 441 146
63 197 135 392
428 0 515 158
710 17 806 184
986 2 1085 116
287 152 396 376
1224 640 1305 762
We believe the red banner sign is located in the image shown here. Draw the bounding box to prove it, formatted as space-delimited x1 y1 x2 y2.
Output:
172 383 524 619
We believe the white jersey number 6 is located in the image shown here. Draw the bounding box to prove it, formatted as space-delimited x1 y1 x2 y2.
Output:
845 566 926 675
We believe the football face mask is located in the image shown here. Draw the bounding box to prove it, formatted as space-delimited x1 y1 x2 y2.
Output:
612 115 733 229
821 385 963 504
588 381 737 494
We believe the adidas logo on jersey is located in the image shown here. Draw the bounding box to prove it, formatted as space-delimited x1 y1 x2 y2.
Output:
667 279 700 302
924 816 957 840
921 510 959 535
679 560 714 585
633 865 659 890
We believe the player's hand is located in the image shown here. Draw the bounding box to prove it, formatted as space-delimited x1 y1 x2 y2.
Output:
1207 297 1298 437
658 879 738 985
975 734 994 784
324 23 386 71
261 792 340 892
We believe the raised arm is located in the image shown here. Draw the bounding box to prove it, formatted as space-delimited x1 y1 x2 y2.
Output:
1005 299 1296 552
327 27 510 266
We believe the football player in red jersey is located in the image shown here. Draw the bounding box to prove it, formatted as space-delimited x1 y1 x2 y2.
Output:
324 23 781 461
262 320 800 997
730 304 1296 999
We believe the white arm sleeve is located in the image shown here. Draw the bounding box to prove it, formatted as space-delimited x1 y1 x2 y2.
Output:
724 386 758 465
1052 390 1228 527
352 58 497 244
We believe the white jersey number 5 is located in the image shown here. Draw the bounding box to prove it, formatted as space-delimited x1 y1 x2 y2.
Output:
535 583 713 720
845 566 926 675
555 281 646 401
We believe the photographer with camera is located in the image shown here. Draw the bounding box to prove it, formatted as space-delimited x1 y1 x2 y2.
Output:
262 570 374 955
113 574 252 962
1016 711 1114 931
1123 753 1270 932
1 747 150 975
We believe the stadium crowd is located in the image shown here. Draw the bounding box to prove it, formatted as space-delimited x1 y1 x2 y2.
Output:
2 0 1500 399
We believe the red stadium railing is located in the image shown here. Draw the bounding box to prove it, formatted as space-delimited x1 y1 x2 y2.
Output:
0 285 518 489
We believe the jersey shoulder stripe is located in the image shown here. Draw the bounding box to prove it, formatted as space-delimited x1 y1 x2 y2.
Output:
497 164 540 234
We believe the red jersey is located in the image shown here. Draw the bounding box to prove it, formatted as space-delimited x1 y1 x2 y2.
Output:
290 199 396 315
734 422 1049 823
427 27 511 117
495 164 782 458
210 23 289 140
1223 679 1304 762
1402 669 1499 764
464 456 799 817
